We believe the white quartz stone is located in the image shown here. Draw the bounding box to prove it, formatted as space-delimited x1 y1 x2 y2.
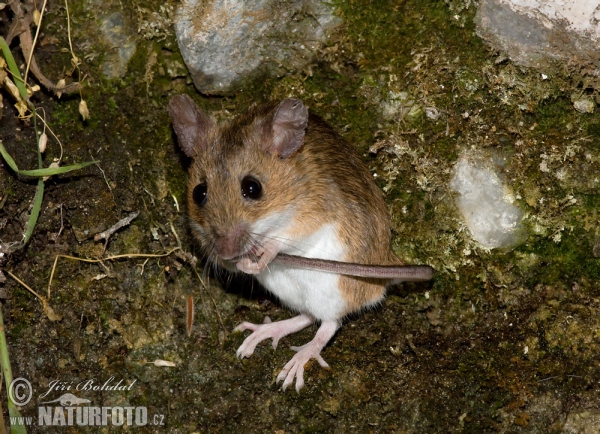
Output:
450 156 524 249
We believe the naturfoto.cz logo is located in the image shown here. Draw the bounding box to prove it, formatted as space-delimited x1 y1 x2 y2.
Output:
8 377 165 428
38 405 151 427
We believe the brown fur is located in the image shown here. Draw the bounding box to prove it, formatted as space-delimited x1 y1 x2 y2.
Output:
185 101 401 316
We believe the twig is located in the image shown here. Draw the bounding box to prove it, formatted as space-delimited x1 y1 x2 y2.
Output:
94 212 139 242
57 204 64 238
24 0 48 84
65 0 76 62
169 220 182 249
95 162 111 191
47 248 181 299
143 188 157 205
9 0 82 95
64 0 85 101
186 296 194 337
138 258 149 276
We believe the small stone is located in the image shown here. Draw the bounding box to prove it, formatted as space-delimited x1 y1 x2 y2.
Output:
572 96 595 114
174 0 341 94
450 155 524 249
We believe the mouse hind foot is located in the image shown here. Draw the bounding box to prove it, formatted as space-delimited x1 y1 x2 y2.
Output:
276 320 339 393
234 313 313 358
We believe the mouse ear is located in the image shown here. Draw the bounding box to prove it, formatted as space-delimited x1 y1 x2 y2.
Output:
168 94 214 158
268 98 308 158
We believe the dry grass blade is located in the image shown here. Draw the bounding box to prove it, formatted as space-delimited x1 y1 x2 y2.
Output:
47 248 181 299
22 178 44 245
6 270 62 321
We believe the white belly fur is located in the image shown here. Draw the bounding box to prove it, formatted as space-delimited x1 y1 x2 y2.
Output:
255 223 346 322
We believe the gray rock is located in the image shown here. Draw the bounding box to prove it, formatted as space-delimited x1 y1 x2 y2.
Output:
82 0 138 79
563 410 600 434
99 12 138 78
475 0 600 69
174 0 341 95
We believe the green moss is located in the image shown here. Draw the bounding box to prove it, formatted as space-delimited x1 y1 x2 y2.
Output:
3 0 600 431
534 97 578 135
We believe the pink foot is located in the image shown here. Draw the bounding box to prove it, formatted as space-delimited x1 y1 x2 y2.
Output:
234 314 313 358
276 320 339 393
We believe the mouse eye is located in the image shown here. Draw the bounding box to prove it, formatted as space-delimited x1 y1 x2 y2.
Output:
241 176 262 200
192 183 207 206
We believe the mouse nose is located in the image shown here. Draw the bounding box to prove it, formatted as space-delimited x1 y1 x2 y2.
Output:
215 222 249 260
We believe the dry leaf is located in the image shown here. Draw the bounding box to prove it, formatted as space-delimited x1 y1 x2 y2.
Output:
15 100 28 118
91 274 107 281
56 79 66 98
42 299 62 322
33 9 41 26
79 99 89 120
38 132 48 153
3 76 22 101
27 84 40 96
43 161 60 182
151 360 177 367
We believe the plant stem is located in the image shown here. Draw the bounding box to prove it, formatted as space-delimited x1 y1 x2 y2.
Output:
0 305 27 434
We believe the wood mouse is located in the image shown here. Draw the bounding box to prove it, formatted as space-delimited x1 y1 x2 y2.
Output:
168 94 433 392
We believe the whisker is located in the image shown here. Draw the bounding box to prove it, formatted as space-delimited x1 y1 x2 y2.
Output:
247 231 328 257
202 253 211 280
264 259 273 276
246 231 302 253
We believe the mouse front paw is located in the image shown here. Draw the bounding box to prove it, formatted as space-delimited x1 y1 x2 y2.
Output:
235 239 282 275
235 257 264 274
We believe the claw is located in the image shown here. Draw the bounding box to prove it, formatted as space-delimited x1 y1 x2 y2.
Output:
234 314 313 359
235 316 339 392
275 320 338 393
233 321 257 333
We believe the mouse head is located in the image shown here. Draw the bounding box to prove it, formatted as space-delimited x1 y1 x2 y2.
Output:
168 94 309 263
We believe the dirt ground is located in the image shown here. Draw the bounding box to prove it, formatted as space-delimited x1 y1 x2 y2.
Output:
1 0 599 432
